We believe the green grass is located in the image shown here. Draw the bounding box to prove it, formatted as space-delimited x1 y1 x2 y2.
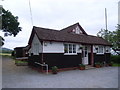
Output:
0 53 16 59
0 53 11 57
15 60 28 64
0 53 11 55
112 63 120 67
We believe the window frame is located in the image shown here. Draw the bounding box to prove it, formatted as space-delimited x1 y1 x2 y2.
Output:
64 43 77 55
105 46 111 53
96 45 104 54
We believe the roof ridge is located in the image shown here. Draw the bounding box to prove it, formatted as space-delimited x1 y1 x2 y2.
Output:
33 26 60 31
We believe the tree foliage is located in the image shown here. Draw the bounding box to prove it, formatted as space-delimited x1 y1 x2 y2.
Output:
0 8 22 46
2 8 22 37
97 24 120 55
0 36 5 46
97 29 112 42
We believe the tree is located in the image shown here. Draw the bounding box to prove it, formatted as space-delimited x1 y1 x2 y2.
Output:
2 8 22 37
0 36 5 46
0 7 22 47
97 24 120 55
97 29 112 42
115 24 120 48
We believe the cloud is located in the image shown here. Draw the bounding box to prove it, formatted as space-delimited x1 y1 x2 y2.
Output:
1 0 119 49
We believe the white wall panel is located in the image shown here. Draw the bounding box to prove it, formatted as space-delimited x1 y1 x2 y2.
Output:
43 41 82 53
30 34 42 55
43 41 64 53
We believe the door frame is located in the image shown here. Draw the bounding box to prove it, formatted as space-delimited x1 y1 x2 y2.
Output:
82 46 88 65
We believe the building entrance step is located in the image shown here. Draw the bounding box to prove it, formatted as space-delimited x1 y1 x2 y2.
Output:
85 65 95 70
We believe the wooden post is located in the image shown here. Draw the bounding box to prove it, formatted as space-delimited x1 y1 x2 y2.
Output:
91 45 94 66
41 41 44 72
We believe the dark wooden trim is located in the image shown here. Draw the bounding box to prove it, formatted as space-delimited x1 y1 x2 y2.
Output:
93 53 111 64
91 45 94 66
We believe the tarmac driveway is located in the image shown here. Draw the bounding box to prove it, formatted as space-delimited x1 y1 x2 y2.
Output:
2 57 119 88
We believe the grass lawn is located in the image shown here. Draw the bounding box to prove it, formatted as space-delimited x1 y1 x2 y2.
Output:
112 63 120 67
15 60 28 64
0 53 11 57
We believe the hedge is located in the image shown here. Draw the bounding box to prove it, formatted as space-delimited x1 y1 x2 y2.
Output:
111 55 120 64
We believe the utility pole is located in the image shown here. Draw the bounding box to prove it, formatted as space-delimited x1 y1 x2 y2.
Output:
105 8 108 30
118 1 120 24
29 0 33 26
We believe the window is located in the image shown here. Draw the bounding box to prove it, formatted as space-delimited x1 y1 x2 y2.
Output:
64 44 68 53
73 44 76 53
76 26 82 34
105 46 110 53
96 46 104 54
64 44 77 54
69 44 72 53
84 47 87 57
72 26 82 34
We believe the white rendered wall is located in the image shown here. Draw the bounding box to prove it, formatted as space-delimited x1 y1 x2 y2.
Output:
43 41 82 53
29 37 111 54
30 34 42 55
43 41 64 53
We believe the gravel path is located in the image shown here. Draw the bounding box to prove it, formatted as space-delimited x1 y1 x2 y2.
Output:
2 57 119 88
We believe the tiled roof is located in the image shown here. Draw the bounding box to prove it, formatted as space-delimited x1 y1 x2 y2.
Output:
28 23 111 46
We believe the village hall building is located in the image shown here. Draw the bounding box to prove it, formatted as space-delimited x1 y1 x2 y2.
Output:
24 22 112 70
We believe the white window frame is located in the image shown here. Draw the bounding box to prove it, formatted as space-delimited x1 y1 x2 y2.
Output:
64 43 77 55
105 46 110 53
96 45 104 54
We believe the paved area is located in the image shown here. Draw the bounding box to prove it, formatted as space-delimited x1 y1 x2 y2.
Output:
2 57 119 88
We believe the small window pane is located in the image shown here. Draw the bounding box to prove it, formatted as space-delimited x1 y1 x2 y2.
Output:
69 44 72 53
64 44 68 53
99 46 103 53
97 46 104 53
85 47 87 57
73 44 76 53
64 44 77 54
106 47 110 53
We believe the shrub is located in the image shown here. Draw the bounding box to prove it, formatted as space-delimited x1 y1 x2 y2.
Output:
51 66 58 74
79 64 85 67
51 66 58 72
111 55 120 64
95 62 101 65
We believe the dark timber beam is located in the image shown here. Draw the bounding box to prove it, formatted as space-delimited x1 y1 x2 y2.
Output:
91 45 94 66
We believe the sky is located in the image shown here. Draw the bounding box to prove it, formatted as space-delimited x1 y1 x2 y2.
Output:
0 0 119 50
